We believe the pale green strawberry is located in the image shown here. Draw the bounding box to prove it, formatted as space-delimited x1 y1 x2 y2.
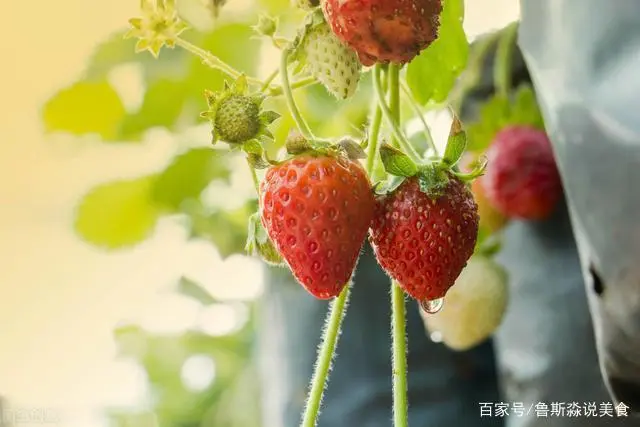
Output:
294 13 362 100
421 256 509 351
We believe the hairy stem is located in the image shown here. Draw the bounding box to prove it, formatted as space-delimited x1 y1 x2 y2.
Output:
174 38 262 85
388 65 410 427
400 81 437 156
391 281 409 427
373 65 421 162
366 106 383 176
494 21 519 97
300 284 352 427
268 76 317 96
247 160 260 193
260 68 280 92
281 48 315 140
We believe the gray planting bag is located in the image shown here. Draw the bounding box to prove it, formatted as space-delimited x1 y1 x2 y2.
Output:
517 0 640 416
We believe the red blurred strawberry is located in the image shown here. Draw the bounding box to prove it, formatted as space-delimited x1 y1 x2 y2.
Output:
322 0 442 66
369 175 479 302
260 154 375 299
481 125 562 220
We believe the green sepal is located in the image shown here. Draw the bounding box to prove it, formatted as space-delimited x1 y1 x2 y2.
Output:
337 137 367 160
453 155 487 182
247 153 270 170
379 144 419 178
245 212 285 267
442 115 467 167
243 139 263 155
373 175 407 196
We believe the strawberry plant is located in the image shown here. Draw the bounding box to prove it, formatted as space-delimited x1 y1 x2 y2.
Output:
41 0 552 425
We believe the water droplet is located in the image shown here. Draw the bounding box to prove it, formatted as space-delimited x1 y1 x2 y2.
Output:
420 297 444 314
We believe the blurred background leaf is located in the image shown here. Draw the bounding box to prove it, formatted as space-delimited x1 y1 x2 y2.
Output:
42 80 126 140
406 0 469 105
74 175 163 249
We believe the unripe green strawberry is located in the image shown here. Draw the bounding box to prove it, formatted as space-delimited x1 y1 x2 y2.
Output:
421 256 508 351
201 76 279 145
294 12 362 100
214 95 261 143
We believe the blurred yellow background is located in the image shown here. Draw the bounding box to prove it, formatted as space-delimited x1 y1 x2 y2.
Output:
0 1 519 425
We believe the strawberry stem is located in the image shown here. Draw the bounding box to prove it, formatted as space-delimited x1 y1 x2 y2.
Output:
493 21 519 97
300 284 352 427
247 160 260 193
391 282 409 427
366 105 383 176
268 76 317 96
400 80 438 156
281 48 316 141
388 64 410 427
174 38 263 85
373 65 421 163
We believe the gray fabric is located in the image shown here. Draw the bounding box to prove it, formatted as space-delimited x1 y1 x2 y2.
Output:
518 0 640 415
495 202 639 426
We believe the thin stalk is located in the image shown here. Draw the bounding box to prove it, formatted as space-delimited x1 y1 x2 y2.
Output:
366 106 383 176
247 161 260 193
260 68 280 92
387 65 410 427
300 284 352 427
400 81 437 156
268 76 317 96
391 282 409 427
281 49 315 140
174 38 262 85
494 21 519 97
372 65 421 162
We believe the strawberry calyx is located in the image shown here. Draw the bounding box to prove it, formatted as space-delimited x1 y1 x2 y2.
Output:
374 114 487 198
283 131 367 161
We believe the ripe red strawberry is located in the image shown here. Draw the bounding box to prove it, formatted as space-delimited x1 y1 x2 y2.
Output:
322 0 443 66
369 175 479 302
480 125 562 220
260 154 375 299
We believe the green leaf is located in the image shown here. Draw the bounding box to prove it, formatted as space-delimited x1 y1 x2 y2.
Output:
511 85 544 128
152 148 231 211
406 0 469 105
75 175 162 249
188 200 258 258
176 276 217 305
442 116 467 166
118 79 188 140
185 23 261 104
466 94 510 152
84 30 190 82
42 80 126 140
466 84 544 153
379 144 418 177
373 175 407 196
